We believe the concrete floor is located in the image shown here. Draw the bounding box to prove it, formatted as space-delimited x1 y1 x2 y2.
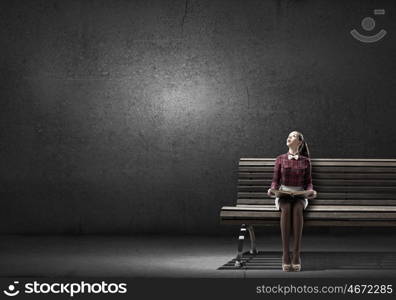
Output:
1 233 396 278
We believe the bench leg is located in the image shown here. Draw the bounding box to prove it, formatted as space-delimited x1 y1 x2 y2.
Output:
235 224 247 267
234 224 258 267
247 225 258 255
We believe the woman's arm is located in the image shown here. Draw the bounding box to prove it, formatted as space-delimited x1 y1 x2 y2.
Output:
305 158 313 191
270 156 282 190
304 158 317 198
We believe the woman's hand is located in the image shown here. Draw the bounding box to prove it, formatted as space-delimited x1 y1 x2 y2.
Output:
267 188 273 197
306 190 317 199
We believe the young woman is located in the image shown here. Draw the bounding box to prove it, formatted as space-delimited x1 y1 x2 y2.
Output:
267 131 317 272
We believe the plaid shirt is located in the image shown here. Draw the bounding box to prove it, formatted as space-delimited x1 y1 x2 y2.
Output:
270 153 313 190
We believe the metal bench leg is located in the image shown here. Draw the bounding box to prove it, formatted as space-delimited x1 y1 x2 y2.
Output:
247 225 258 255
235 224 247 267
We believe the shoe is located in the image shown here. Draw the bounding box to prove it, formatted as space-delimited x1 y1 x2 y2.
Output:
291 255 301 272
291 262 301 272
282 253 291 272
282 263 292 272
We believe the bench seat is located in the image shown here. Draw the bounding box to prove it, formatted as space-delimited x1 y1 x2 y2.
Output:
221 205 396 226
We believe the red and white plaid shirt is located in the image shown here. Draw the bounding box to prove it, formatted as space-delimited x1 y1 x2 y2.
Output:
270 152 313 190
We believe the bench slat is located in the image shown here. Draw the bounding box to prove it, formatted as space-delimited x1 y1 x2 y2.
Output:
237 192 396 199
240 158 396 162
222 205 396 212
238 179 396 186
239 158 396 168
238 173 396 179
220 210 396 219
239 166 396 173
237 186 396 192
239 160 396 167
236 199 396 205
220 219 396 226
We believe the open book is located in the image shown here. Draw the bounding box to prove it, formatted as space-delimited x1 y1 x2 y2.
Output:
269 189 312 198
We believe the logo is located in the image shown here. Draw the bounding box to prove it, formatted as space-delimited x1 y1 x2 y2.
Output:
3 281 20 297
3 280 127 297
351 9 387 43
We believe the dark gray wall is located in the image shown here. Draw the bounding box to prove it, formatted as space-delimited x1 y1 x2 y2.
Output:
1 0 395 234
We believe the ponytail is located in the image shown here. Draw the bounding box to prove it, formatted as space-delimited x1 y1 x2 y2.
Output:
299 141 310 158
297 132 310 158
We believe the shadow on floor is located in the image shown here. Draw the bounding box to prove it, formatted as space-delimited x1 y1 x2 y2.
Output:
218 251 396 270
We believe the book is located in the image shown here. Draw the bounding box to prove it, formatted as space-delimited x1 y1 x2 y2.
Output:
269 189 313 198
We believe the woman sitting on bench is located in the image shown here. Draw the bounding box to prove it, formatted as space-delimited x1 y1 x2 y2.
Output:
267 131 317 272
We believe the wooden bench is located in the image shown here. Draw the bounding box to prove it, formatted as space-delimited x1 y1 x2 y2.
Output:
220 158 396 267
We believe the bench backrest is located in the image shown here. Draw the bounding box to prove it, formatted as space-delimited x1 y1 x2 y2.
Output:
238 158 396 206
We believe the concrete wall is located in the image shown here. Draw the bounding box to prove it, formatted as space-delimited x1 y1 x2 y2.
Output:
1 0 395 234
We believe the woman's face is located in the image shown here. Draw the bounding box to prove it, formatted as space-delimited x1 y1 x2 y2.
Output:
286 131 302 148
